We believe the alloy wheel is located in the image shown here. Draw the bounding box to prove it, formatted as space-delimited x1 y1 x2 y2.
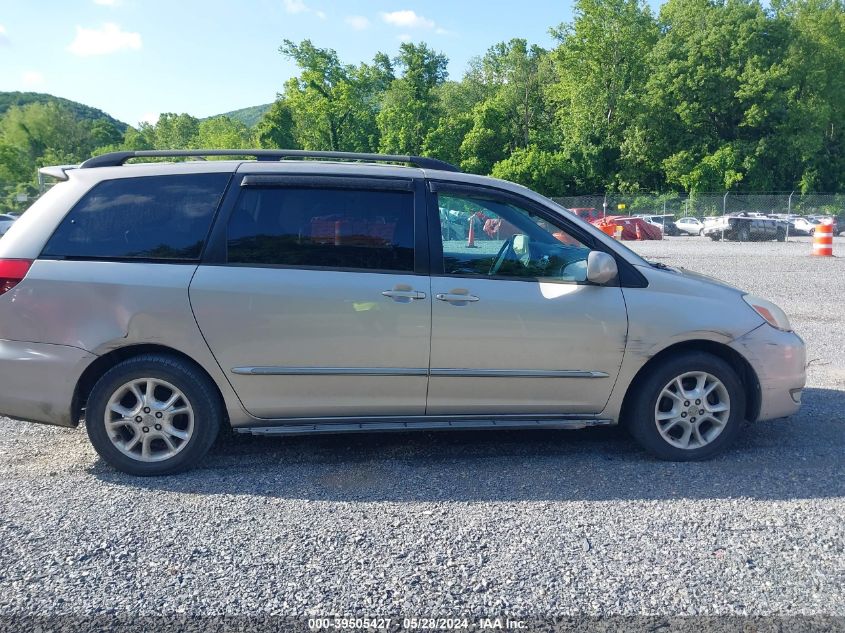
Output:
104 378 195 462
654 371 730 450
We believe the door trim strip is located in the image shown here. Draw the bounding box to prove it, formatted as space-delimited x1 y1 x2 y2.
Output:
231 366 608 378
429 369 609 378
231 367 428 376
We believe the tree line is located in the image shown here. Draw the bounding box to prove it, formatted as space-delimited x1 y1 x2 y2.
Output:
1 0 844 214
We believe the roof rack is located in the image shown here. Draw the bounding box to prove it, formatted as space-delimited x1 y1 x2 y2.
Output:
78 149 460 172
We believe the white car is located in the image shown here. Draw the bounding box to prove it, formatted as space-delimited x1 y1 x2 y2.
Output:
790 217 820 236
675 217 705 236
0 214 16 236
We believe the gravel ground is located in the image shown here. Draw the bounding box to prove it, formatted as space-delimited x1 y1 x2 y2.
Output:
0 236 843 631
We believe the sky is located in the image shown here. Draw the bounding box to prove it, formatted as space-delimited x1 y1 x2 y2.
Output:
0 0 663 128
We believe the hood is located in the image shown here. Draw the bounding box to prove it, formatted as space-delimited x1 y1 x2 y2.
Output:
637 262 746 295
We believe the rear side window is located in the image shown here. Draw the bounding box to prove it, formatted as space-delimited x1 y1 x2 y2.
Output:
42 173 230 261
227 186 415 272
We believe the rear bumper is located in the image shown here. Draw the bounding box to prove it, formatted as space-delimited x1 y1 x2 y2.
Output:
729 325 806 421
0 339 95 427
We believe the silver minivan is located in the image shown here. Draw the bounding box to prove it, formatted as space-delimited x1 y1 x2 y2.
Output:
0 150 805 475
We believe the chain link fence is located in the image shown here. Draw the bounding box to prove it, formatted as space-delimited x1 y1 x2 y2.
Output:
552 192 845 219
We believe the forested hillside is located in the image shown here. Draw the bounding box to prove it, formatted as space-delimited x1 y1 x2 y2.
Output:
0 92 128 131
1 0 844 214
208 104 272 127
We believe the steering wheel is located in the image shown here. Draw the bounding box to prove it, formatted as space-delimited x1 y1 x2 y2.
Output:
489 235 516 276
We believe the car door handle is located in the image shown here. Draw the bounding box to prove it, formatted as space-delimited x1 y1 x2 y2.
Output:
435 292 480 303
381 289 426 301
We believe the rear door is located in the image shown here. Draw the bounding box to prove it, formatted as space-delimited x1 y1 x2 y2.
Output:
190 174 431 419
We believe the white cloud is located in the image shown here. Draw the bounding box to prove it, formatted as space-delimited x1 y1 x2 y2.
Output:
0 24 9 45
93 0 120 6
381 10 435 29
68 23 142 56
139 112 159 126
397 33 412 43
283 0 326 19
21 70 44 87
283 0 308 14
345 15 370 30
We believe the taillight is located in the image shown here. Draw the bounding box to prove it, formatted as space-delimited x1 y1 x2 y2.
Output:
0 259 33 295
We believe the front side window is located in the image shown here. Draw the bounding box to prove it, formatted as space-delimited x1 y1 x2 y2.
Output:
226 186 415 272
437 192 591 283
42 173 230 261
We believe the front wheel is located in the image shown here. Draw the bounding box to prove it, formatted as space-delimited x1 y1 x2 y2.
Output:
625 352 746 461
85 354 223 475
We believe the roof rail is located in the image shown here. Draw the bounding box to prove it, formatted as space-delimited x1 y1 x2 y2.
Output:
78 149 460 172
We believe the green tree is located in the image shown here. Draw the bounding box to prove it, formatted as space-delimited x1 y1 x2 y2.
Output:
281 39 390 151
197 116 251 149
377 42 448 154
549 0 659 191
150 113 199 149
641 0 793 192
255 99 297 149
491 147 575 196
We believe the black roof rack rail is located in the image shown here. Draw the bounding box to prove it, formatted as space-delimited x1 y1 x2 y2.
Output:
78 149 460 172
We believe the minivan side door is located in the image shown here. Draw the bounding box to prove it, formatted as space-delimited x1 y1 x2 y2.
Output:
426 182 628 415
190 174 431 420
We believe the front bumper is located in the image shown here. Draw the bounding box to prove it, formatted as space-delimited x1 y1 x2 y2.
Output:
0 339 95 427
729 325 806 421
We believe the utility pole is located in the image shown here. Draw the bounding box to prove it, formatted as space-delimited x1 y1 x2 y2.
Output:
786 190 794 242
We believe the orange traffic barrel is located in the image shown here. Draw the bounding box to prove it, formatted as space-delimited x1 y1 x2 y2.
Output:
812 221 834 257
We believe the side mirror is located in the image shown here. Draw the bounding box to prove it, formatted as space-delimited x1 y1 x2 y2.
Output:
586 251 618 285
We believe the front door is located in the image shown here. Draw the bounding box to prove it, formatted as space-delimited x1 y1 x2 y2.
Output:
427 185 628 415
190 176 431 419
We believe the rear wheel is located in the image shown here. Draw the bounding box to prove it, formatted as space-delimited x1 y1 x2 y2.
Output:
625 352 746 461
85 354 222 475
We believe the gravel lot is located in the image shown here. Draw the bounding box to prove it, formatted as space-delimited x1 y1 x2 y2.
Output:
0 236 843 631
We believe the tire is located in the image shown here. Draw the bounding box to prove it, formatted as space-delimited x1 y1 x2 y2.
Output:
85 354 223 476
624 352 746 461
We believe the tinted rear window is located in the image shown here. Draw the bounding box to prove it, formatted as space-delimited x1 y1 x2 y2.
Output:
227 187 415 272
42 173 230 261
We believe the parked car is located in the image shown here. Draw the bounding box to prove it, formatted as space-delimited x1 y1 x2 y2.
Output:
703 213 786 241
636 214 680 236
0 214 16 236
808 216 839 235
675 217 705 236
789 217 820 236
0 150 805 475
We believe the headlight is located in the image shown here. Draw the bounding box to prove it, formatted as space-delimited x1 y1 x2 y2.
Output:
742 294 792 331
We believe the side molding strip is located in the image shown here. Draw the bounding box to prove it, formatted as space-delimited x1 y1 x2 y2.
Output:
231 367 609 378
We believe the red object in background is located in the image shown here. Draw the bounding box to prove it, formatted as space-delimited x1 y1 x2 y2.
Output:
597 216 662 240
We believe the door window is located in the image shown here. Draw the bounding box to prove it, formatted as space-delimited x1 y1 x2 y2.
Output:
226 186 414 272
437 192 591 283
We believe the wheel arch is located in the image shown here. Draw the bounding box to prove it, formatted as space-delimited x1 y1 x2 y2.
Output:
620 339 761 425
72 343 228 427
